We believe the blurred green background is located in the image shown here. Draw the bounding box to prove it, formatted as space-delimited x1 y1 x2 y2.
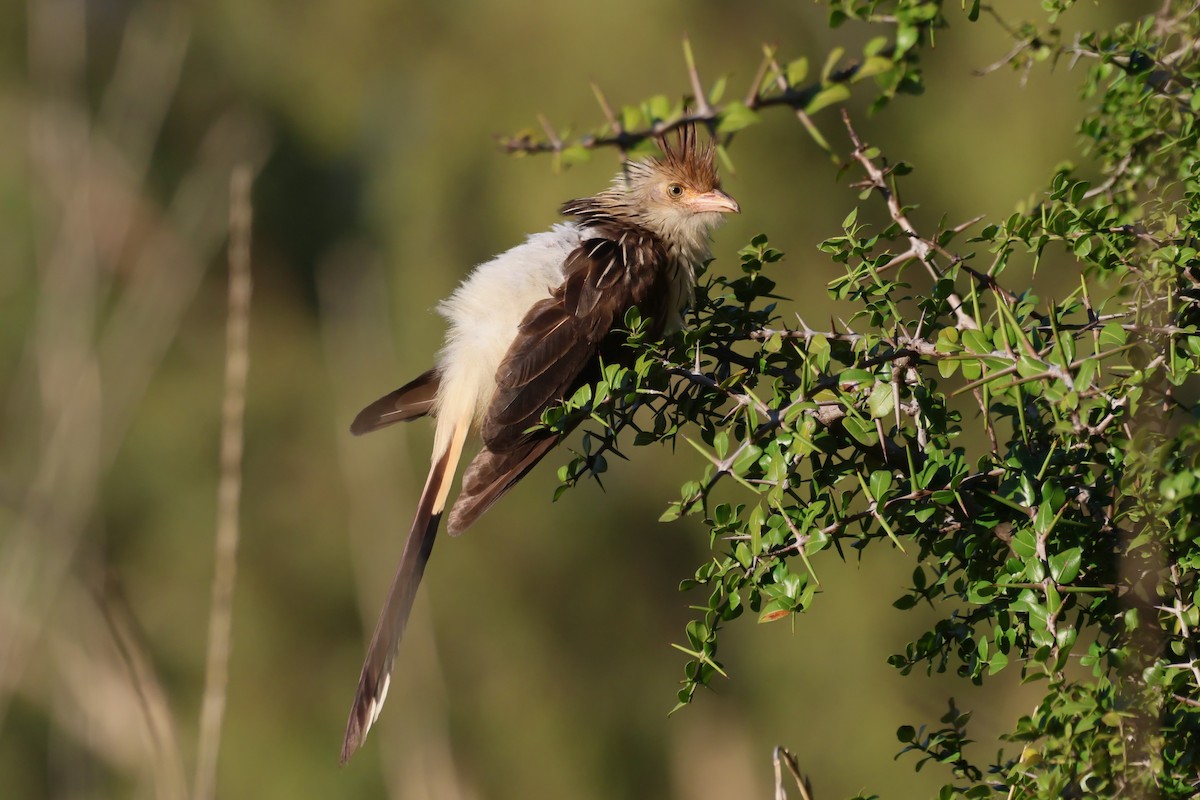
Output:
0 1 1155 798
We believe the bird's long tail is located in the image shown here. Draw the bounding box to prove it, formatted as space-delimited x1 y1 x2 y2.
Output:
340 416 469 763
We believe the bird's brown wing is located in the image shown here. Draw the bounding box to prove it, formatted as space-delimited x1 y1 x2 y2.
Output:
487 230 667 447
350 367 440 435
446 228 669 536
445 436 561 536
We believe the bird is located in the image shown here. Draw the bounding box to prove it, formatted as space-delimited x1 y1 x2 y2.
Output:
340 123 739 763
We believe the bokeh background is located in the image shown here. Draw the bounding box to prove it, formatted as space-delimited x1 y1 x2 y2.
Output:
0 1 1156 798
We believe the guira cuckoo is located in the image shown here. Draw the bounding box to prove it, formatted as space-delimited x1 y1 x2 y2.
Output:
341 124 739 762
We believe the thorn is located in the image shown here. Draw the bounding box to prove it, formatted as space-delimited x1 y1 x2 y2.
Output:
746 45 776 107
590 81 621 133
913 309 928 341
892 375 903 433
682 35 713 116
767 51 789 93
608 444 630 462
537 113 562 151
841 107 865 151
950 214 987 234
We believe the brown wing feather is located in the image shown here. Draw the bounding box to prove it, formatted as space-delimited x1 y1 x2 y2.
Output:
446 437 562 536
350 368 440 435
483 233 665 449
449 226 670 535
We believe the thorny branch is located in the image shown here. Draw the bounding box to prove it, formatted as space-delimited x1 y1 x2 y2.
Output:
501 37 893 159
980 0 1200 106
559 104 1168 556
840 109 979 332
528 4 1200 793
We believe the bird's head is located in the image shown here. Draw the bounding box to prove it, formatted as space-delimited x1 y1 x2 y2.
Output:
566 123 739 258
621 124 739 245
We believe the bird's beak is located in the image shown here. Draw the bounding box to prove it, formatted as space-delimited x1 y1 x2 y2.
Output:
689 189 741 215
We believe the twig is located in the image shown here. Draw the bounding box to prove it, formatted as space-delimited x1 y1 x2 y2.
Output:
94 572 187 800
194 164 254 800
537 113 562 152
590 81 620 133
840 109 979 331
0 0 104 734
773 747 815 800
745 46 775 108
0 3 269 743
500 44 887 157
767 53 833 155
682 36 713 116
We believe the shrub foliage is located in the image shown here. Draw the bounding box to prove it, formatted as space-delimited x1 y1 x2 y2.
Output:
514 2 1200 796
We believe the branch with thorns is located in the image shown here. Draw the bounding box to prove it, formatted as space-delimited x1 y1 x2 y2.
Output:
500 36 902 161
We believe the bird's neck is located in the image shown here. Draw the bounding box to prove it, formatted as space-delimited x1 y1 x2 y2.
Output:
660 223 714 270
563 195 717 268
564 195 717 333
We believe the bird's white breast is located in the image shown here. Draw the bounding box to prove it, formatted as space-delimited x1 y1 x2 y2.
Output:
434 223 584 438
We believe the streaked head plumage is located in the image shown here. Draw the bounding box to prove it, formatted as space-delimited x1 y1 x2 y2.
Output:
564 122 739 247
651 123 719 192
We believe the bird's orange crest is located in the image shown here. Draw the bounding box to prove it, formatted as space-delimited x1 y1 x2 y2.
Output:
655 122 719 190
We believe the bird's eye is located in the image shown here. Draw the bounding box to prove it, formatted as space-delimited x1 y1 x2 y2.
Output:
667 183 684 198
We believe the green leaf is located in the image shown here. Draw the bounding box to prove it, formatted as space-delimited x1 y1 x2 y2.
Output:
568 383 592 407
1012 529 1037 559
843 416 878 446
1049 547 1082 584
716 101 761 135
867 382 895 419
758 600 792 623
864 36 890 57
713 431 729 459
732 444 763 477
806 334 831 369
620 105 643 131
786 57 809 86
1034 501 1054 535
869 469 893 500
1098 322 1127 348
1017 354 1044 379
645 94 672 122
708 75 727 105
821 47 844 83
936 326 960 351
559 145 591 166
805 83 851 116
962 328 991 354
895 24 919 54
853 55 895 80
